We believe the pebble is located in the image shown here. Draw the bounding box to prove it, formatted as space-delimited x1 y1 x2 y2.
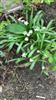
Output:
0 86 2 93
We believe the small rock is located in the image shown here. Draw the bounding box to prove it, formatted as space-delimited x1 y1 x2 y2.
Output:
0 86 2 93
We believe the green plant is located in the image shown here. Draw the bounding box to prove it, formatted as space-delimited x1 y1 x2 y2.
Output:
23 0 54 4
43 0 54 4
0 10 56 74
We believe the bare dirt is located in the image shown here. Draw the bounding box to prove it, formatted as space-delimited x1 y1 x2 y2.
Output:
0 66 56 100
0 49 56 100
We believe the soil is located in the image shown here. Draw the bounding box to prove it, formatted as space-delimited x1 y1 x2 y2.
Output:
0 2 56 100
0 66 56 100
0 49 56 100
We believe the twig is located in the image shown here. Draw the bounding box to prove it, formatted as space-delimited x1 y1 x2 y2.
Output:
36 95 46 99
7 5 23 14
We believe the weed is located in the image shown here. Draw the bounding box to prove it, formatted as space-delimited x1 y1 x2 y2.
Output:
0 10 56 74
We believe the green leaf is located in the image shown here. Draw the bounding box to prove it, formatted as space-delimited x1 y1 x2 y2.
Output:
51 66 56 71
42 50 50 59
44 0 54 4
28 48 37 58
42 70 49 76
48 55 54 64
8 42 14 51
30 60 36 70
6 23 26 33
40 33 45 49
33 10 43 26
16 41 23 54
16 58 24 64
53 53 56 62
47 20 53 29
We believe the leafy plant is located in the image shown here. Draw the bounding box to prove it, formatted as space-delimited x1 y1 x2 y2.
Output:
43 0 54 4
23 0 54 4
0 10 56 74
